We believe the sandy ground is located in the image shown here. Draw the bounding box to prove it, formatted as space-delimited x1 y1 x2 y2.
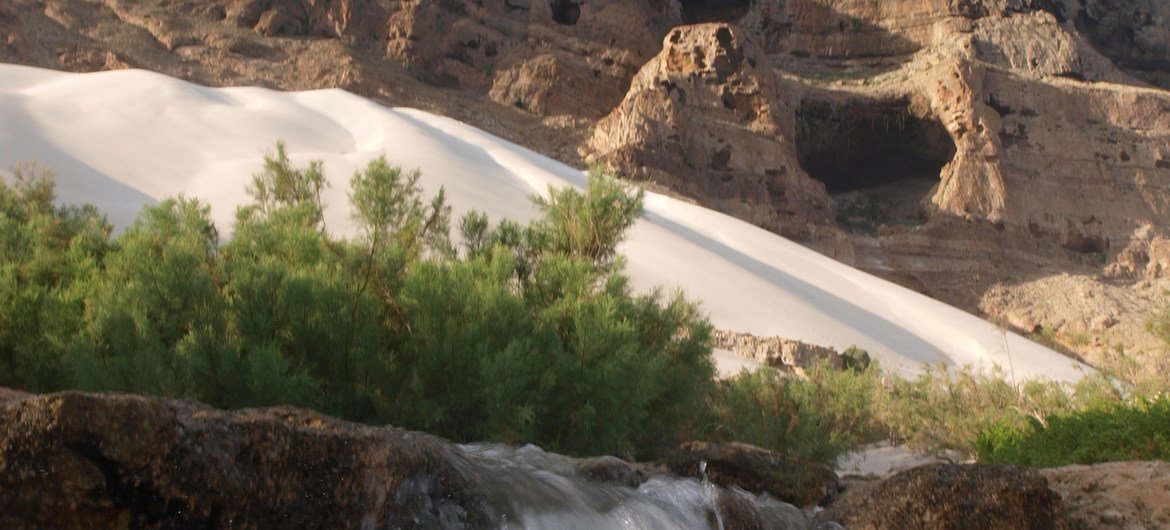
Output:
0 64 1088 382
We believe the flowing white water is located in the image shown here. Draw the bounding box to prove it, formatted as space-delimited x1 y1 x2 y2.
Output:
440 444 810 529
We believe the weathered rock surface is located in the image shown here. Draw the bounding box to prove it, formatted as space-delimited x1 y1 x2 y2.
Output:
712 329 868 374
980 273 1170 382
1 0 1169 362
665 441 842 508
0 389 495 529
821 463 1070 530
1042 460 1170 530
585 23 833 239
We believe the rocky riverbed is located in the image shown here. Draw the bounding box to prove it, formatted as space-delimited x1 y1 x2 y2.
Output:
5 388 1156 529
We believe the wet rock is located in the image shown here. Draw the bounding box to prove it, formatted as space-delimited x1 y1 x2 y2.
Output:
573 455 649 487
821 463 1070 530
0 390 495 529
665 441 842 508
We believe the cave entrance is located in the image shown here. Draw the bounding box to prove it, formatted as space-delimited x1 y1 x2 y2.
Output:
796 99 956 234
550 0 580 25
679 0 752 24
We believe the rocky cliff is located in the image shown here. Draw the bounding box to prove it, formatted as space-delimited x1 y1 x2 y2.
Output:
1 0 1168 366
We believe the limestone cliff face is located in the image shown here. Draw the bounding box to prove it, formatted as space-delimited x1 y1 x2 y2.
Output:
587 4 1170 282
586 24 833 239
385 0 680 118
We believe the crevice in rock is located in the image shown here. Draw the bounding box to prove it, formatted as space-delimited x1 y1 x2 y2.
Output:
679 0 751 25
549 0 580 25
68 439 212 528
796 98 956 234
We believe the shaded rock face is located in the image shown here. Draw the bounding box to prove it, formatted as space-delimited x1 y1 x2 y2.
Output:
665 441 842 508
1068 0 1170 89
0 390 495 529
822 463 1070 530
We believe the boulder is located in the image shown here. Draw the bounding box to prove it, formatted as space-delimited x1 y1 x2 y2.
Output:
0 390 495 529
821 463 1070 530
573 454 649 487
664 441 842 507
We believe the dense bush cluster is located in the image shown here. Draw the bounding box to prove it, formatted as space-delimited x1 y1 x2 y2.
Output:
0 146 715 459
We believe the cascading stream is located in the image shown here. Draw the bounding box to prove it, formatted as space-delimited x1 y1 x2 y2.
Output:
440 443 810 530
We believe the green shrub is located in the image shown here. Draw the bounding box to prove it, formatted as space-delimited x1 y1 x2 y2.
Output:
977 396 1170 466
0 163 109 391
0 152 714 460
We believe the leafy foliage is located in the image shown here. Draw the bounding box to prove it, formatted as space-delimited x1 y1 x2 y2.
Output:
0 163 109 391
0 152 713 460
977 396 1170 466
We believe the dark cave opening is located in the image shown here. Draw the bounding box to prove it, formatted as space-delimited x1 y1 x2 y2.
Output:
796 99 956 233
550 0 580 25
679 0 752 24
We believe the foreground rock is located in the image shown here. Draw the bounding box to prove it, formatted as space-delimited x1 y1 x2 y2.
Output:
1042 460 1170 530
2 389 830 529
665 441 842 508
821 463 1070 530
0 390 495 529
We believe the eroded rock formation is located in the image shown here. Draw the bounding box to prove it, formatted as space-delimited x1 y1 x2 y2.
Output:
585 24 833 239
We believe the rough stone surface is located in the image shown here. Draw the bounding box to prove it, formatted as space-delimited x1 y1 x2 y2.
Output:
0 389 495 529
1042 460 1170 530
712 329 851 373
821 463 1070 530
585 23 834 240
665 441 842 508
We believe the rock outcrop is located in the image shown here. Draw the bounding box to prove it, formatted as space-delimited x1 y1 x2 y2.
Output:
585 24 833 239
712 329 868 373
0 389 496 529
821 463 1071 530
1042 460 1170 530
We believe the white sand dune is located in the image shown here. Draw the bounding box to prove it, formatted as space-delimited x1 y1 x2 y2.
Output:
0 64 1089 382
